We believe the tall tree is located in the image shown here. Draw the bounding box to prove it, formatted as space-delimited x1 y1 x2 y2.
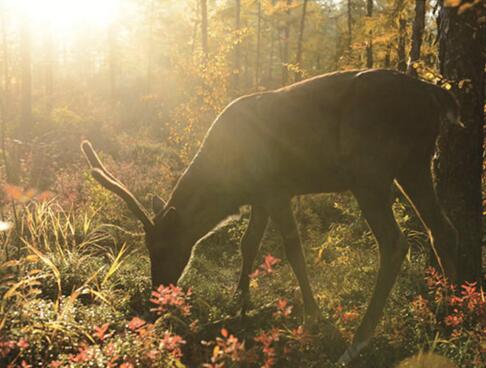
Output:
333 16 340 69
146 0 156 92
281 0 292 85
201 0 208 59
397 17 407 71
44 28 54 111
295 0 308 81
19 17 32 140
366 0 373 68
255 0 262 86
347 0 352 50
0 6 11 183
233 0 241 90
1 6 8 115
108 24 117 100
267 0 277 84
407 0 425 76
436 0 485 282
384 43 391 68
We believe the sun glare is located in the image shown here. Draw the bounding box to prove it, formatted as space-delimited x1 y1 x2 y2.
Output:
8 0 120 35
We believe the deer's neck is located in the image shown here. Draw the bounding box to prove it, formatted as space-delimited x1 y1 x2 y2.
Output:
167 168 239 247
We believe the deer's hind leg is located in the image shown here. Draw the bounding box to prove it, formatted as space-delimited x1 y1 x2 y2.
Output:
234 205 269 315
396 163 458 283
338 184 409 365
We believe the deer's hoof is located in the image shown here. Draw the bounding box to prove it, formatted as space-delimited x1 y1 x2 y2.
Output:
336 340 368 366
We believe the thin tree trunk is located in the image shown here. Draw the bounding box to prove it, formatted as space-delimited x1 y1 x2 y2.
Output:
201 0 208 60
108 24 117 100
397 17 407 71
268 0 277 85
295 0 308 81
0 7 10 183
435 1 484 282
147 0 155 91
20 17 32 141
255 0 262 87
366 0 373 68
282 0 292 85
245 40 253 88
333 16 340 69
347 0 352 50
45 28 54 112
190 4 199 58
233 0 241 90
384 43 391 68
407 0 425 76
1 8 8 115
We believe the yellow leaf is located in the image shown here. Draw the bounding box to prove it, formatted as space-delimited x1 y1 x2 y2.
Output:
442 82 452 90
24 255 39 263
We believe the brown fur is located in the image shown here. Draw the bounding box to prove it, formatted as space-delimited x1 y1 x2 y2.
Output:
82 69 460 364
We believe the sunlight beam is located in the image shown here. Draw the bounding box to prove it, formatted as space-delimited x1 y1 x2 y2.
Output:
8 0 120 36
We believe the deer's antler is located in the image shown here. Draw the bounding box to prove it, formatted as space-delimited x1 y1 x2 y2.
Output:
81 140 154 229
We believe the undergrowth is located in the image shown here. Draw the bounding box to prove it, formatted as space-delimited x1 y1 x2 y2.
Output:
0 190 484 367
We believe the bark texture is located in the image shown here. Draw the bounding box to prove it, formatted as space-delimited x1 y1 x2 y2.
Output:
408 0 425 76
436 1 484 282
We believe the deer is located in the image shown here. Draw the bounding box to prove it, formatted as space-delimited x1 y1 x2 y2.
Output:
81 69 461 365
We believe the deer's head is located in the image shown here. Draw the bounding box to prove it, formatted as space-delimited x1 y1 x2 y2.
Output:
81 141 189 288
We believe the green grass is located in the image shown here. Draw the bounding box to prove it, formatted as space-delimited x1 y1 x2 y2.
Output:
0 193 484 367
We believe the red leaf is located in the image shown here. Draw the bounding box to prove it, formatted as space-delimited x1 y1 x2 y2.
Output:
127 317 146 331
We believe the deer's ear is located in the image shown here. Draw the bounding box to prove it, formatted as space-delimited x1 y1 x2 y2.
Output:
151 194 166 214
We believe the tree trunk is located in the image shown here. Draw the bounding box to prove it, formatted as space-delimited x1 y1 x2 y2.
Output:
255 0 262 86
45 29 54 112
147 0 156 92
20 18 32 141
384 43 391 68
397 17 407 72
281 0 292 85
1 7 8 115
407 0 425 76
435 1 484 282
295 0 308 81
201 0 208 60
233 0 241 90
347 0 352 50
108 24 117 100
333 16 340 69
366 0 373 68
0 7 11 184
268 0 277 85
244 41 251 88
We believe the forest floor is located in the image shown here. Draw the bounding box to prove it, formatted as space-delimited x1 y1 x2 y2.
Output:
0 190 485 367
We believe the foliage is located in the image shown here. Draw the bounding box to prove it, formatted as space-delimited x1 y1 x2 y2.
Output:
0 0 483 367
0 192 484 367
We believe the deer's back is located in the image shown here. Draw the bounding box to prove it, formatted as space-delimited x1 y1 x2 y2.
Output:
195 69 444 199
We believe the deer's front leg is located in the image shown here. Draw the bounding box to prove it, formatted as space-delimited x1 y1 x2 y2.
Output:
234 205 268 315
265 198 320 324
338 188 409 365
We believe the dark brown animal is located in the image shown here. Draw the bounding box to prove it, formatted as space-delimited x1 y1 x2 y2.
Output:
81 69 460 365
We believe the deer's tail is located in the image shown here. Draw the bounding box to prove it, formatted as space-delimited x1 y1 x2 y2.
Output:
430 85 463 128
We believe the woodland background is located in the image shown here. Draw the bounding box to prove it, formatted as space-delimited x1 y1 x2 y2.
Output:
0 0 484 367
